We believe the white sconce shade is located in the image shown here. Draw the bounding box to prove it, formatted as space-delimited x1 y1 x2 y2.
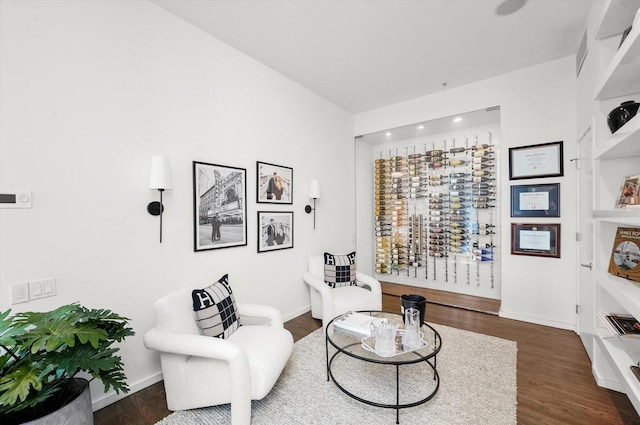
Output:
309 179 320 199
149 156 173 190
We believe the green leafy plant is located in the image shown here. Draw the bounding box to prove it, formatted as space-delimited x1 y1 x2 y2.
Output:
0 303 134 422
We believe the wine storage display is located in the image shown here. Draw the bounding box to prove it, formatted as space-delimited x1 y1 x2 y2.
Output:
374 137 499 291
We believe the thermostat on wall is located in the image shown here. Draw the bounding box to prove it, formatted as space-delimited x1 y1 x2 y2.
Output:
0 190 32 208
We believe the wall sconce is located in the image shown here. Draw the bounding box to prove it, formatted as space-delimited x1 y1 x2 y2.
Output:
305 179 320 229
147 156 172 243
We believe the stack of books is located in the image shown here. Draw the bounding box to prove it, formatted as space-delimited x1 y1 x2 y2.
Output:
333 312 376 337
599 312 640 337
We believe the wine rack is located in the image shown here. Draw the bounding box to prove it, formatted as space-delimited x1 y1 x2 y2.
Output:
374 137 499 293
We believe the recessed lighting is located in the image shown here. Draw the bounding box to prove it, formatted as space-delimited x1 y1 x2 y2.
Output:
453 117 462 123
385 132 392 136
417 125 425 130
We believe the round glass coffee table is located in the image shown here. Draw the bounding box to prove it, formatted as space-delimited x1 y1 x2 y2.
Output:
325 310 442 424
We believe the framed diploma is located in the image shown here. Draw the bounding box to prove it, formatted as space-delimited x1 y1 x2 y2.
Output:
509 141 563 180
510 183 560 217
511 223 560 258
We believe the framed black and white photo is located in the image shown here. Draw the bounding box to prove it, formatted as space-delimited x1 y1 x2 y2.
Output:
511 223 560 258
509 141 564 180
257 211 293 252
193 161 247 252
257 161 293 204
511 183 560 217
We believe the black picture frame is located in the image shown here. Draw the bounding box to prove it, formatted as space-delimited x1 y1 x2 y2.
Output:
510 183 560 217
193 161 247 252
256 161 293 204
257 211 293 252
511 223 561 258
509 141 564 180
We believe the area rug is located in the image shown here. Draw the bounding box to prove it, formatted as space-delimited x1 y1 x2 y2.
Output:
155 324 517 425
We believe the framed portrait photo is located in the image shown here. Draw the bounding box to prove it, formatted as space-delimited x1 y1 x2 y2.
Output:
257 161 293 204
193 161 247 252
257 211 293 252
509 141 564 180
510 183 560 217
511 223 560 258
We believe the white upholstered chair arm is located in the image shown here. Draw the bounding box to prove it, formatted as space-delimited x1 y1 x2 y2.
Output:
143 328 244 361
355 271 382 296
237 302 284 328
144 328 251 424
302 272 332 298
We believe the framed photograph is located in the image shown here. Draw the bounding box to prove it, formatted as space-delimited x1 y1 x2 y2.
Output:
257 161 293 204
510 183 560 217
193 161 247 252
511 223 560 258
258 211 293 252
615 174 640 209
509 141 564 180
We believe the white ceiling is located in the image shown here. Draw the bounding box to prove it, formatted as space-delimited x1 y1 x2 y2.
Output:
150 0 593 114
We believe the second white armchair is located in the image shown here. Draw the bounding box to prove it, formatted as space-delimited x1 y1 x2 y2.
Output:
302 255 382 331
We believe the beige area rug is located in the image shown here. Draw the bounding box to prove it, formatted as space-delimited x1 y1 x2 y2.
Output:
155 325 517 425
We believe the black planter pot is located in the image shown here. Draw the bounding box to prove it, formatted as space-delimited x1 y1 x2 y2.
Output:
607 100 640 134
4 378 93 425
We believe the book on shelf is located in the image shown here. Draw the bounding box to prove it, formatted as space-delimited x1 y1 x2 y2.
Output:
598 311 640 337
608 227 640 283
333 311 376 337
615 174 640 209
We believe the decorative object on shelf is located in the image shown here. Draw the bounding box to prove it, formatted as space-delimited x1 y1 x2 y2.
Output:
147 156 173 243
615 174 640 209
510 183 560 217
257 211 293 252
0 304 134 423
305 179 320 229
256 161 293 204
607 100 640 134
511 223 560 258
193 161 247 252
607 227 640 283
509 141 564 180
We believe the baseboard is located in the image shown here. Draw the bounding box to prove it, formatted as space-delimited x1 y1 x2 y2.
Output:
91 371 164 412
499 309 576 332
283 305 311 322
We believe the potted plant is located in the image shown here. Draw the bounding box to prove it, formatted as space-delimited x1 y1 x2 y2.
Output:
0 303 134 424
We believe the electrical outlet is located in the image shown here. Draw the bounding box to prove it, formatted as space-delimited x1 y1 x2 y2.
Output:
11 282 29 304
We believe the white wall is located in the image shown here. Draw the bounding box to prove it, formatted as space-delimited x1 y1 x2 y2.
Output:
0 0 356 409
355 57 578 330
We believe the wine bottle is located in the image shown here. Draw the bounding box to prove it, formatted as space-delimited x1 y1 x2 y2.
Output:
472 163 493 170
472 150 493 157
471 144 492 150
449 172 468 178
428 162 444 169
472 156 493 164
472 170 493 177
449 191 466 196
449 159 467 167
425 149 444 157
472 203 494 209
450 197 467 203
449 147 466 154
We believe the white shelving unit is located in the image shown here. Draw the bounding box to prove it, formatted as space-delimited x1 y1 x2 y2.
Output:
589 3 640 414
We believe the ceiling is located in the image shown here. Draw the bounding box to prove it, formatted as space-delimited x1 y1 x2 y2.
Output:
150 0 593 114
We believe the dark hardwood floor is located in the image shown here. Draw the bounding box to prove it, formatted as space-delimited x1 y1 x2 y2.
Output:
94 289 640 425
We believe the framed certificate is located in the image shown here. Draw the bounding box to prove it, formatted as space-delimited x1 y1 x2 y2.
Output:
510 183 560 217
509 141 563 180
511 223 560 258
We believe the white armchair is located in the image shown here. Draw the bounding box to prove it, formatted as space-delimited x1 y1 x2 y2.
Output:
143 288 293 425
302 255 382 331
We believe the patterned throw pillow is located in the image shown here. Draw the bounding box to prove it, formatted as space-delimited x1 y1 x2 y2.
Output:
192 274 241 339
324 252 357 288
